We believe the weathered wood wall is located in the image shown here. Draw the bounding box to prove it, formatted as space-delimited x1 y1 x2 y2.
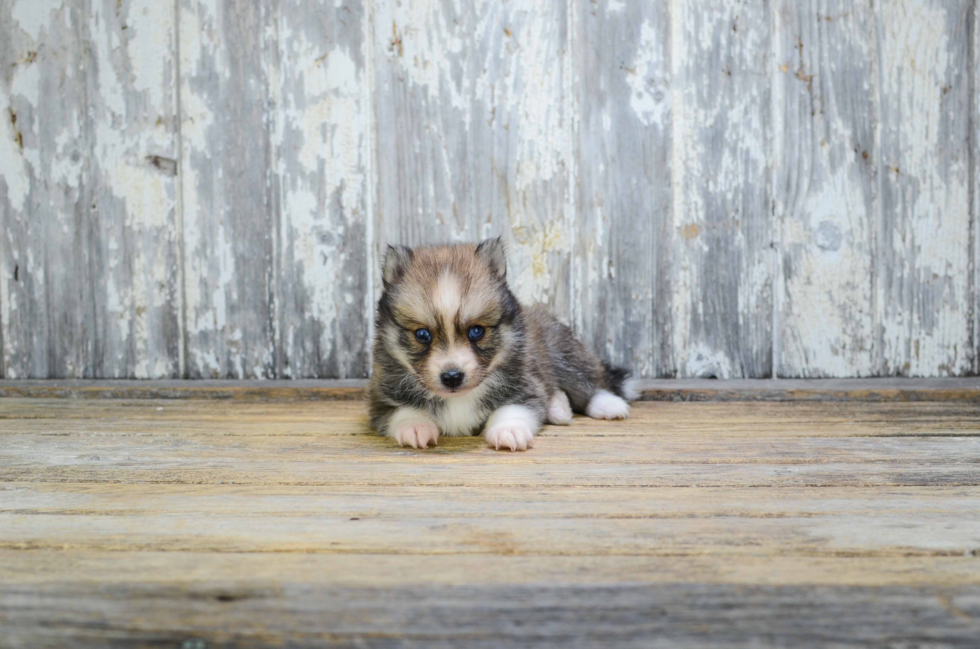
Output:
1 0 977 379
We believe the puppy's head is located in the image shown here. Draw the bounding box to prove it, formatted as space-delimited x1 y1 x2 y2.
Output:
377 238 518 398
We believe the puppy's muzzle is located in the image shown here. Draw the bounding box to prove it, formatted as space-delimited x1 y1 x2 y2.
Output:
440 368 465 389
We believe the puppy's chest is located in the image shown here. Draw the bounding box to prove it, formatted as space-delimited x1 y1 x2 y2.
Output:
435 392 492 436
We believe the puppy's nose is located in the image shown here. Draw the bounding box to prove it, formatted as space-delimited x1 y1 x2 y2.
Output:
440 369 465 389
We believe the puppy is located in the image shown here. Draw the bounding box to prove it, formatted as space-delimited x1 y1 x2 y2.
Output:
369 238 639 451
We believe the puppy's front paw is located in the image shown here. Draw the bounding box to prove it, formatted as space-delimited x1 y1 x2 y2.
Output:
586 390 630 420
392 419 440 449
484 421 534 451
483 404 541 452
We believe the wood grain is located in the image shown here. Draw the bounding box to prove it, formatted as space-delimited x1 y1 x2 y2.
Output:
1 397 979 645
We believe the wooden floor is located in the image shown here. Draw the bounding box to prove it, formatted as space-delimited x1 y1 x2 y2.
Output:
2 390 980 647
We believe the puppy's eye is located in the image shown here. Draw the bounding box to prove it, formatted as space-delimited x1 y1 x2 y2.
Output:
467 325 485 341
414 328 432 344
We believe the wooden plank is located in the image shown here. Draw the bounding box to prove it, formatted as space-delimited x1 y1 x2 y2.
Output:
6 514 976 557
628 377 980 402
373 0 573 319
2 400 978 488
772 1 876 377
2 377 980 401
7 483 976 518
877 0 973 376
274 0 372 379
2 571 978 648
573 0 672 377
3 513 977 556
4 451 979 488
0 0 181 379
2 484 978 557
670 0 773 378
4 550 978 589
179 0 277 378
2 553 979 649
5 427 979 464
1 399 978 436
973 0 979 377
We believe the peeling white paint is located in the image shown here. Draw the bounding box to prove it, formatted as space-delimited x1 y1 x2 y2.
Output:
607 0 626 14
501 1 571 310
125 0 174 111
627 20 669 127
11 0 56 42
381 0 472 123
0 93 29 212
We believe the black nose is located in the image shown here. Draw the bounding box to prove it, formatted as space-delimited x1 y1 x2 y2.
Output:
440 369 465 389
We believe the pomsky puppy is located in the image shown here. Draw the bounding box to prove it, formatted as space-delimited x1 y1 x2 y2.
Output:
369 238 639 451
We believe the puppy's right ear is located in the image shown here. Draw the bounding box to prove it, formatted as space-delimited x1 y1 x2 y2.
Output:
382 245 413 287
475 237 506 279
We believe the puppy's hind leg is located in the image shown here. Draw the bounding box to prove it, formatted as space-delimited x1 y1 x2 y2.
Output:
547 390 573 425
586 389 631 420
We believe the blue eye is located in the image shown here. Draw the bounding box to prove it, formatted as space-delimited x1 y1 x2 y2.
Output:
414 328 432 343
467 325 485 341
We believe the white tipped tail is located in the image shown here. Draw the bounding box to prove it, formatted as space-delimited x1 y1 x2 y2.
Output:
620 378 641 402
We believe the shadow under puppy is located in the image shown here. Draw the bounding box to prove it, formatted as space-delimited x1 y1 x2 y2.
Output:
370 238 639 451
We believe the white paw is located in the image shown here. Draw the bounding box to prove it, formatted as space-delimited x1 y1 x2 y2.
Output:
586 390 630 420
547 390 573 425
485 422 535 451
483 404 540 452
392 419 440 449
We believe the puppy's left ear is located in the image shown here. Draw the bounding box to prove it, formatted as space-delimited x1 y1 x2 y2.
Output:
476 237 506 279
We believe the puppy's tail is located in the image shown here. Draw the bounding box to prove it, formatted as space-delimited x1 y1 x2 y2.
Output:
603 362 640 402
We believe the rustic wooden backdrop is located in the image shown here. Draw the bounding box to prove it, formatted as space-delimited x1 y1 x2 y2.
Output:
1 0 977 379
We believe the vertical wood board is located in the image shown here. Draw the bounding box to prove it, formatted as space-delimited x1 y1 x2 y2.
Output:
274 0 372 378
179 0 277 378
573 0 673 377
0 0 181 379
772 0 877 377
876 0 972 376
972 0 979 375
670 0 774 378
